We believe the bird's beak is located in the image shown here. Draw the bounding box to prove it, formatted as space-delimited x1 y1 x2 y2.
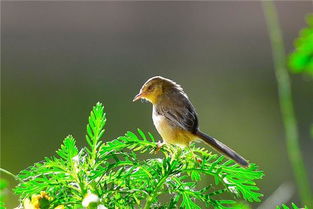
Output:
133 92 144 102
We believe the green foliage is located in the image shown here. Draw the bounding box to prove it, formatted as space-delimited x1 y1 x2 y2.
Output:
276 203 308 209
0 179 8 209
288 14 313 75
14 102 264 208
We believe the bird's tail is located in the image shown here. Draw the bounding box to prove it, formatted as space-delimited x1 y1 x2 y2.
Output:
195 130 249 167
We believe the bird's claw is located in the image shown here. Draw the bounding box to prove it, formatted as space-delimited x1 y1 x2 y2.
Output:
154 141 164 153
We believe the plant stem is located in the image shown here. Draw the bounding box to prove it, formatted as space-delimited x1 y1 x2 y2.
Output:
144 175 168 209
262 1 312 206
0 168 22 182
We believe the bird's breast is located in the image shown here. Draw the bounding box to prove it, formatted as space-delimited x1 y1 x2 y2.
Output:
152 106 195 146
152 107 171 137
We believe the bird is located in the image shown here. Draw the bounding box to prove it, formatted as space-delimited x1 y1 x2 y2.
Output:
133 76 249 167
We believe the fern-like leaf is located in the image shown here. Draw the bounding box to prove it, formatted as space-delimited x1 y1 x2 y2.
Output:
13 103 264 209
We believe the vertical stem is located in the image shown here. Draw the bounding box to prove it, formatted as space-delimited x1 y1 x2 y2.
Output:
262 1 312 206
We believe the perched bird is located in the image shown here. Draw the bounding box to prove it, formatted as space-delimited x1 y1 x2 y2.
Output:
133 76 249 167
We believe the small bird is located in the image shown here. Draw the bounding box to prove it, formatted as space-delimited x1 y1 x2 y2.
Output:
133 76 249 167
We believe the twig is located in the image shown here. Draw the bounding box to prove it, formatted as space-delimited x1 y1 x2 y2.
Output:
0 168 22 182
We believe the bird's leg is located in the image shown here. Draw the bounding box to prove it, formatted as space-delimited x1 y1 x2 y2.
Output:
154 141 165 153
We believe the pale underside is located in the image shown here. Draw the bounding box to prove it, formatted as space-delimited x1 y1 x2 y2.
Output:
152 107 197 147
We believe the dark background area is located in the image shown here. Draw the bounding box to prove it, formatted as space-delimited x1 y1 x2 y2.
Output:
1 1 313 208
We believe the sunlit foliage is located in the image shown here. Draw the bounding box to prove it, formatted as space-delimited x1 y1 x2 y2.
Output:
289 14 313 75
14 103 264 208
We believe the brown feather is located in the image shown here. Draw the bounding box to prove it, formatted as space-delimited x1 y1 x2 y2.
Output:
134 76 249 167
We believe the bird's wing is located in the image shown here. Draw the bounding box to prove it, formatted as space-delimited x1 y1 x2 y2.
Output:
156 95 198 133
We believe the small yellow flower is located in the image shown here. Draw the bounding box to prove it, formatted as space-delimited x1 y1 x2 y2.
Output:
23 191 52 209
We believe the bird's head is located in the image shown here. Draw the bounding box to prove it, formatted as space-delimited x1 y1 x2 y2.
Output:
133 76 182 104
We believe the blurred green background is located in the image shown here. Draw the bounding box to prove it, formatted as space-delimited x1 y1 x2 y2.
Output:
1 1 313 208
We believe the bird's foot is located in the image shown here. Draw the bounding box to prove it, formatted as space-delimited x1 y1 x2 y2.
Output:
154 141 164 153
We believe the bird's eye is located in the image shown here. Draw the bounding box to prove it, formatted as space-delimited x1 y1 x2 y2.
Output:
147 85 153 91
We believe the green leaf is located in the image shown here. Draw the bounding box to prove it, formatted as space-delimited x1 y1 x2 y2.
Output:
181 193 201 209
276 203 308 209
288 14 313 75
86 102 107 165
0 179 8 208
56 135 78 162
190 170 201 181
137 129 147 141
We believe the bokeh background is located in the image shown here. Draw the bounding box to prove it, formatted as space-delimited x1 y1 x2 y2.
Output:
1 1 313 208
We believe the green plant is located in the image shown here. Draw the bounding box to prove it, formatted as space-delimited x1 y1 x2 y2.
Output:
288 14 313 76
0 179 8 209
276 203 308 209
11 102 263 208
262 1 313 207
